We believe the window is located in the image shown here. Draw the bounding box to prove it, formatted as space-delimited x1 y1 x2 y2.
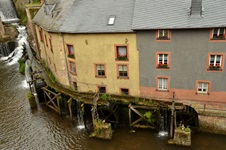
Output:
157 53 169 68
116 46 128 61
211 28 225 40
156 30 171 40
121 88 129 95
67 44 75 58
39 30 43 42
49 38 53 53
208 54 224 71
98 86 106 94
96 64 105 77
73 82 78 91
69 61 76 75
157 77 169 91
118 65 128 78
108 16 116 25
45 34 48 47
197 82 208 94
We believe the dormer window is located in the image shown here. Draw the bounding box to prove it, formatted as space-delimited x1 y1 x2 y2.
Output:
158 30 169 39
156 30 171 41
108 16 116 25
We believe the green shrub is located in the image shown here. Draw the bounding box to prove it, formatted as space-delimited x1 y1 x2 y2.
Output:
26 91 33 99
19 59 25 75
185 127 190 132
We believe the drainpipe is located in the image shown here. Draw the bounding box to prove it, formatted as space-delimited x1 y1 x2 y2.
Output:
60 33 71 87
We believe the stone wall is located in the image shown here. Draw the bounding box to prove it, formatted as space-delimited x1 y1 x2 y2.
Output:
199 115 226 135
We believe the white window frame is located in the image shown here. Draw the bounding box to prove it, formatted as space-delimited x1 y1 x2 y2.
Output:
158 54 168 64
158 78 168 91
116 46 127 60
158 30 169 38
197 82 208 94
209 55 222 67
67 45 75 56
212 28 225 37
69 61 76 75
118 65 128 78
96 64 105 76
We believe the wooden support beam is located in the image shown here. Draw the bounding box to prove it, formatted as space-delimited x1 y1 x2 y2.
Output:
129 103 156 129
131 105 158 109
132 124 155 129
67 98 73 121
130 106 144 118
131 118 143 126
42 87 61 114
170 92 175 138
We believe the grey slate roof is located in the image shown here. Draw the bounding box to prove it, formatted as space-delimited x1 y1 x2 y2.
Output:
33 0 135 33
132 0 226 30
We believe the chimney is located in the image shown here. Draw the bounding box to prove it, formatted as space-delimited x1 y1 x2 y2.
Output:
190 0 202 16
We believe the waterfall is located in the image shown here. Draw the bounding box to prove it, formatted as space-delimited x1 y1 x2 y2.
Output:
0 0 19 23
158 109 168 137
76 101 85 129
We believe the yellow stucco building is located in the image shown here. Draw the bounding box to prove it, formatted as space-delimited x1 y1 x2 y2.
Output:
33 0 140 96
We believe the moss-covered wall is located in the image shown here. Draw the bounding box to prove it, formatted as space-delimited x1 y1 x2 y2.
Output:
13 0 30 25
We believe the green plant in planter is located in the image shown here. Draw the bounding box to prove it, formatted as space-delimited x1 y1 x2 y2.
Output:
67 54 75 58
118 56 127 60
185 126 190 132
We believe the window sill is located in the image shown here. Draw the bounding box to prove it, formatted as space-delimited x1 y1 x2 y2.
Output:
156 89 169 92
115 58 129 61
207 68 222 71
67 55 75 59
117 76 129 79
156 37 170 40
196 92 209 95
95 75 106 78
211 37 226 40
156 66 170 69
209 38 226 42
70 72 77 76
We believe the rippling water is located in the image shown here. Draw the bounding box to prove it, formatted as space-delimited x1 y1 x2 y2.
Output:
1 26 226 150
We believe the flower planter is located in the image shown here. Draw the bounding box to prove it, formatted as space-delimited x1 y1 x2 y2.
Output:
208 67 221 71
67 54 75 58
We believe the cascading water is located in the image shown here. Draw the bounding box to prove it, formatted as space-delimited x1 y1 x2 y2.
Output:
158 109 168 137
76 101 85 129
0 24 27 66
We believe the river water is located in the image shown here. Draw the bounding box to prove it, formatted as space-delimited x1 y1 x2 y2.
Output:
0 25 226 150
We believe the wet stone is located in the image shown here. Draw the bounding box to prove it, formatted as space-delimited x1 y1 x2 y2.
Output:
173 127 191 146
90 120 113 140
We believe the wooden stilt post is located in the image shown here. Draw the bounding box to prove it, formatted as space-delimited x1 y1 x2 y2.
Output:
129 104 132 128
57 94 61 114
67 98 73 121
43 87 47 103
170 92 175 138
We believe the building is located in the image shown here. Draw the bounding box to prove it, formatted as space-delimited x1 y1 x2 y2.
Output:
32 0 140 96
132 0 226 103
